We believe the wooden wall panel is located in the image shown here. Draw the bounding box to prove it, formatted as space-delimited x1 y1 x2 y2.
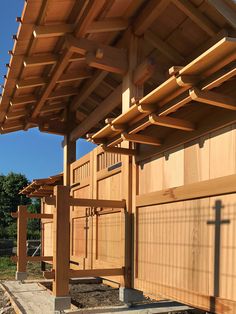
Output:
136 124 236 312
41 203 53 258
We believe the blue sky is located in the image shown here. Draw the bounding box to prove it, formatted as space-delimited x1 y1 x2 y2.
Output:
0 1 95 181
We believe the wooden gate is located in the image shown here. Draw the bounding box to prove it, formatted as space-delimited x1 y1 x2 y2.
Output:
70 147 125 277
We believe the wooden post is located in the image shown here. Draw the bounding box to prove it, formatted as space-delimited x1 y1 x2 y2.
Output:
52 185 71 311
15 205 28 281
121 32 143 289
63 135 76 186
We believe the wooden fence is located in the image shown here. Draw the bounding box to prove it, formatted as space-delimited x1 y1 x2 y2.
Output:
39 124 236 313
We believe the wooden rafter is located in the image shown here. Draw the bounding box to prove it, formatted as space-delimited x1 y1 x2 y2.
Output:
24 54 85 68
149 114 195 131
207 0 236 29
70 85 122 141
172 0 218 36
189 88 236 110
17 70 92 89
30 48 74 120
86 18 129 33
134 0 170 36
71 71 108 112
33 24 74 38
121 132 162 146
144 30 185 64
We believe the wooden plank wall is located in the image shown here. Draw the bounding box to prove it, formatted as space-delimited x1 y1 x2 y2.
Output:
135 124 236 312
41 202 53 258
69 147 124 282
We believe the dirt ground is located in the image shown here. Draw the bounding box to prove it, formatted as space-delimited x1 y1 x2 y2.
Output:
0 287 14 314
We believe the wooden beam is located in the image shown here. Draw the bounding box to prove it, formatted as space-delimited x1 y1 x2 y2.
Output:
207 0 236 28
10 95 37 106
149 114 195 131
71 71 107 112
189 88 236 110
17 70 91 89
69 197 126 208
134 0 170 36
44 268 125 280
144 30 185 64
16 206 27 275
33 24 74 38
102 145 137 156
12 212 53 219
23 54 85 68
16 77 48 89
136 174 236 207
172 0 218 36
121 132 162 146
66 35 128 74
70 84 122 141
176 75 200 87
48 87 78 100
52 186 70 297
63 136 76 186
86 18 129 33
12 256 53 262
133 57 156 86
31 48 74 119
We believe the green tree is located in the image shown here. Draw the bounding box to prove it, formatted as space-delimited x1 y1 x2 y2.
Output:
0 172 41 239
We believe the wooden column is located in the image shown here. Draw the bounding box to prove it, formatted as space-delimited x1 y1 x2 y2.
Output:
121 32 143 289
52 185 71 299
63 135 76 186
16 205 28 280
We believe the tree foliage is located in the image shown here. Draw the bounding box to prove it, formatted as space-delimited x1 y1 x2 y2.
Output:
0 172 40 239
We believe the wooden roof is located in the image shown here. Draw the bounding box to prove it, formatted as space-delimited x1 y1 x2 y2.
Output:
0 0 235 148
20 173 63 198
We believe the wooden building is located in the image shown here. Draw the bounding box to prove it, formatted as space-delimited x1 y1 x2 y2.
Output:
1 0 236 313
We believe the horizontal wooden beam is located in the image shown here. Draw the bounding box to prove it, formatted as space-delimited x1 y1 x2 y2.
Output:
10 95 37 106
12 256 53 262
33 24 74 38
86 18 129 33
66 35 127 74
16 70 92 89
11 212 53 219
176 75 199 87
172 0 218 36
16 77 48 89
101 145 137 156
136 174 236 207
23 54 85 67
70 197 126 208
149 114 195 131
189 88 236 110
121 132 162 146
44 267 125 280
133 57 156 86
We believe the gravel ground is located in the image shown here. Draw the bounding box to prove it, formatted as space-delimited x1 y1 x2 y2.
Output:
0 287 15 314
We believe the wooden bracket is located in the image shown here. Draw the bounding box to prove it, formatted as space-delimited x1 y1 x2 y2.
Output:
149 113 195 131
121 132 162 146
189 87 236 110
101 145 137 156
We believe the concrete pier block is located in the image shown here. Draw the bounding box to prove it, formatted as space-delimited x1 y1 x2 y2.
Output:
15 272 27 281
54 296 71 312
119 287 144 304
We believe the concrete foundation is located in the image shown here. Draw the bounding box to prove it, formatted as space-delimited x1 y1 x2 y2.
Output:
15 271 27 281
119 288 144 304
54 296 71 312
